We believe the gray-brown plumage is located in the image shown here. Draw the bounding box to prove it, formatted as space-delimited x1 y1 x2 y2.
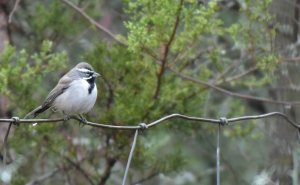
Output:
24 62 100 119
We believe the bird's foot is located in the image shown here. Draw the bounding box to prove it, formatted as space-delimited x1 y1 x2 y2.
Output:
79 117 87 124
78 114 87 127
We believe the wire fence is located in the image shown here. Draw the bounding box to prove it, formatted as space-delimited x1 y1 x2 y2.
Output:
1 112 300 185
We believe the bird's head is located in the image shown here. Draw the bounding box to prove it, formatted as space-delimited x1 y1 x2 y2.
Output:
75 62 101 80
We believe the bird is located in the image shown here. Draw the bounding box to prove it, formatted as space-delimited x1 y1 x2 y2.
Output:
24 62 100 122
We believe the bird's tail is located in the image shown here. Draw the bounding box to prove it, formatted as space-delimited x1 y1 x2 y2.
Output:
24 105 49 119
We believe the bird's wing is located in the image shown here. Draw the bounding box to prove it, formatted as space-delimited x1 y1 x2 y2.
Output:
41 75 73 108
25 75 73 118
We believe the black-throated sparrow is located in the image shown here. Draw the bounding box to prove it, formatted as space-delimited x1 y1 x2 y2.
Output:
25 62 100 121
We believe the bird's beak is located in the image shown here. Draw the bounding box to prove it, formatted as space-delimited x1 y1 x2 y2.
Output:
93 72 101 77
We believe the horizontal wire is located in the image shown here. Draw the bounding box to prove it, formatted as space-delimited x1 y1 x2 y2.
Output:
1 111 299 185
227 112 300 129
0 112 299 130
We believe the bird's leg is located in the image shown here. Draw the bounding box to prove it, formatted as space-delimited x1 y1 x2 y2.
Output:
63 112 71 121
51 107 57 113
78 114 87 125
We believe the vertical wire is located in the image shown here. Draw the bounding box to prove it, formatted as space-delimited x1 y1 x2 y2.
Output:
122 129 139 185
3 122 13 165
216 124 220 185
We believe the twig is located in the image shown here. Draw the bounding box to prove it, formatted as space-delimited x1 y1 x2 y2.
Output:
169 67 300 106
61 0 126 46
64 156 96 185
98 157 117 185
25 168 60 185
8 0 21 23
219 66 258 84
153 0 184 99
61 0 162 63
293 0 300 42
169 46 213 69
283 57 300 62
131 172 159 185
212 58 250 84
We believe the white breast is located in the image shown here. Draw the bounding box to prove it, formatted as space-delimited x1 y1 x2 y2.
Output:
53 79 97 115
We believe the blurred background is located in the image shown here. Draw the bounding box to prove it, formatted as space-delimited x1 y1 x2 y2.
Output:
0 0 300 184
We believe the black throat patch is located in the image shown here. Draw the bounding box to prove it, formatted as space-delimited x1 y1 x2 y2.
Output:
87 77 96 94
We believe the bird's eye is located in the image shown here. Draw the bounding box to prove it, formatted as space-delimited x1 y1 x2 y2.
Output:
85 72 93 77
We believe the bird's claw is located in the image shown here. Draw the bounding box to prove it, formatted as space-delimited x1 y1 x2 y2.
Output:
78 115 87 127
79 117 87 124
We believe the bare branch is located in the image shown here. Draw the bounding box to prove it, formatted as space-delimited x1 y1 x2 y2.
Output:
153 0 184 99
169 67 300 106
61 0 126 46
168 46 214 69
8 0 21 23
98 157 117 185
217 66 258 84
64 156 96 185
61 0 163 63
25 168 60 185
131 172 159 185
283 57 300 62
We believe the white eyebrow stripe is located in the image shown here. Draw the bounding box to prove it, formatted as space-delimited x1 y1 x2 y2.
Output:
83 76 93 80
76 68 93 73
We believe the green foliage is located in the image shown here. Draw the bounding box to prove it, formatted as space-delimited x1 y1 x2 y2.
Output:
0 41 67 115
30 0 79 41
125 0 222 54
86 0 279 182
0 40 69 185
257 54 279 72
1 0 282 184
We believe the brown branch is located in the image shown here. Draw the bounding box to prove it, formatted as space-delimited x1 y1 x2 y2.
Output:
169 46 213 69
217 66 258 85
8 0 21 23
64 156 95 185
98 157 117 185
293 0 300 42
131 172 159 185
153 44 168 99
282 57 300 62
153 0 184 99
212 59 246 84
61 0 161 66
26 168 60 185
142 45 161 62
61 0 162 62
169 67 300 106
61 0 126 46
